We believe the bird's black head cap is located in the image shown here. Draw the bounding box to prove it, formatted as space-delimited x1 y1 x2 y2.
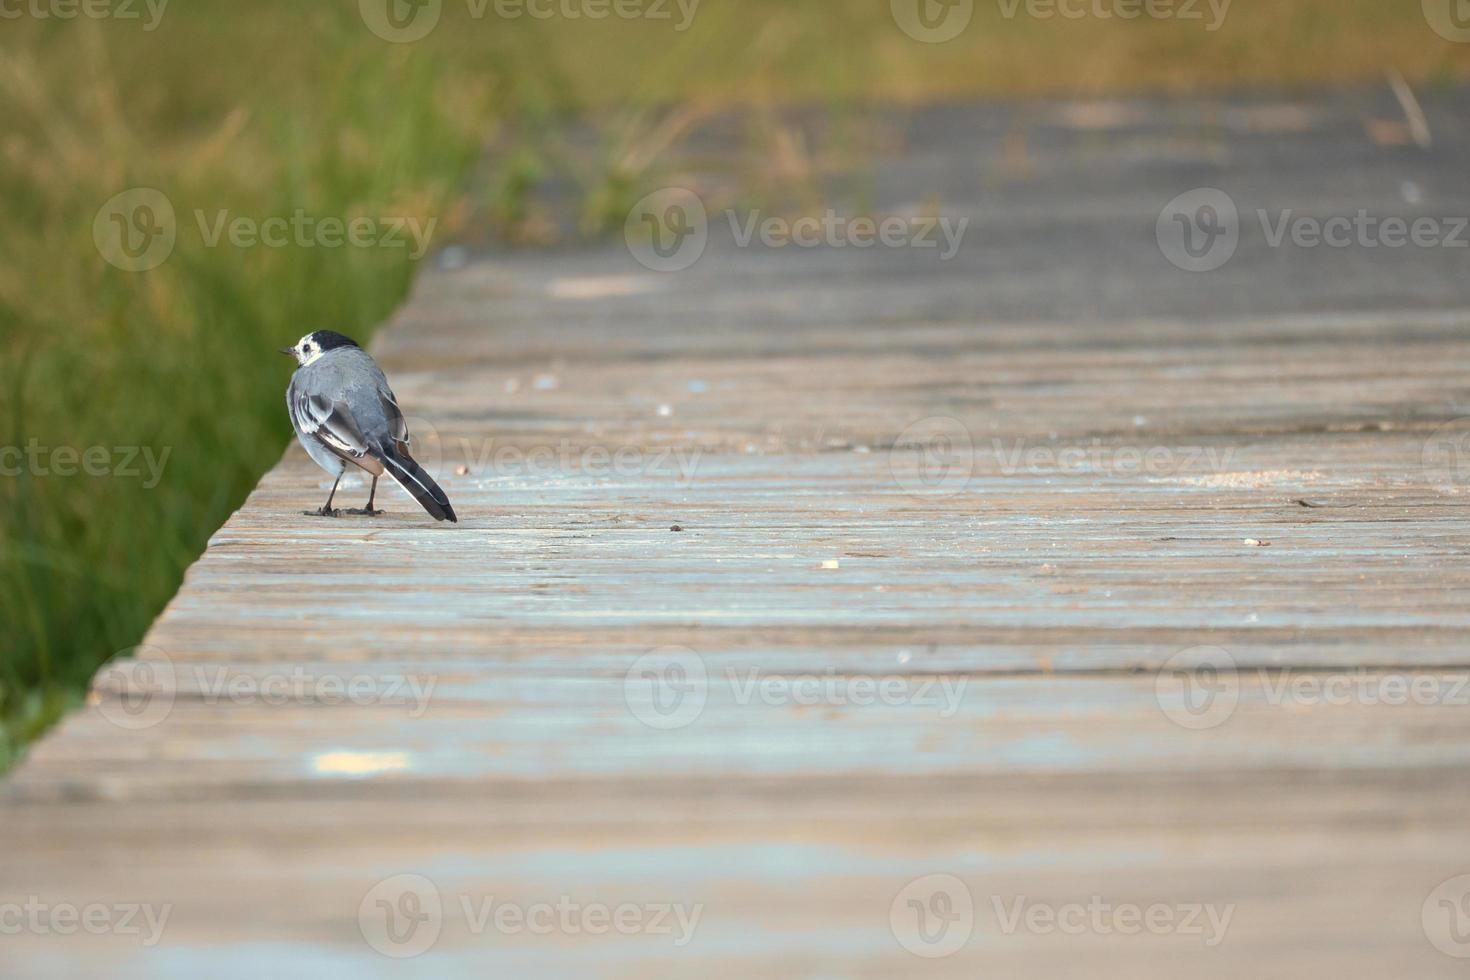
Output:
280 330 362 366
307 330 360 352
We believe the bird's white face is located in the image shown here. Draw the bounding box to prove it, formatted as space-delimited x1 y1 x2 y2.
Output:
281 333 326 367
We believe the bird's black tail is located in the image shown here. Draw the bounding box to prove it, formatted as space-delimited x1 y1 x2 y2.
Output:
375 448 458 523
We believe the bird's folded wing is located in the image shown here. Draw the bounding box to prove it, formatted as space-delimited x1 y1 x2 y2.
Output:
379 385 411 450
292 392 372 460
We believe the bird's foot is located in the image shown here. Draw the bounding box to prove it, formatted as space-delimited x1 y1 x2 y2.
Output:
305 507 342 518
343 507 384 517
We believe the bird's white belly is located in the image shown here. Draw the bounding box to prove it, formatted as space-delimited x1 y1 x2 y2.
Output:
297 430 347 476
296 431 385 477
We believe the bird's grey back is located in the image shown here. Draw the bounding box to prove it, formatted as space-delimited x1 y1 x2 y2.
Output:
289 348 398 449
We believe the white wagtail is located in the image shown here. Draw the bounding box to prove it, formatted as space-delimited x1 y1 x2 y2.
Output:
280 331 458 523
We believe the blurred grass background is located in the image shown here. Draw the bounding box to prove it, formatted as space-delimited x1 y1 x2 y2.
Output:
2 0 1467 766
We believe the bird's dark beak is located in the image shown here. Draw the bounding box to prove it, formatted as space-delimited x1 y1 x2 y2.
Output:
278 346 296 357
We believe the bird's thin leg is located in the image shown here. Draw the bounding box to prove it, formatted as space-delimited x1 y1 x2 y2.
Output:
348 474 382 516
308 472 343 517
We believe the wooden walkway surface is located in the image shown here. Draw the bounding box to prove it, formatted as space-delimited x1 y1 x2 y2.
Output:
4 92 1470 977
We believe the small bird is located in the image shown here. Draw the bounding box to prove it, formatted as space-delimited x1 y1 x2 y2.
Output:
280 331 457 523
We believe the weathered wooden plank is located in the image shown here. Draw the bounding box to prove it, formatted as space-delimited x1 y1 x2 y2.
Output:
5 94 1470 977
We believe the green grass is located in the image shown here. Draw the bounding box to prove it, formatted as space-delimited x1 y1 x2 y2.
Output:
2 0 1467 767
0 6 496 763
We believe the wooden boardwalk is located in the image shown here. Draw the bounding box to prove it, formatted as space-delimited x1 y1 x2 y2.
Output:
4 93 1470 977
